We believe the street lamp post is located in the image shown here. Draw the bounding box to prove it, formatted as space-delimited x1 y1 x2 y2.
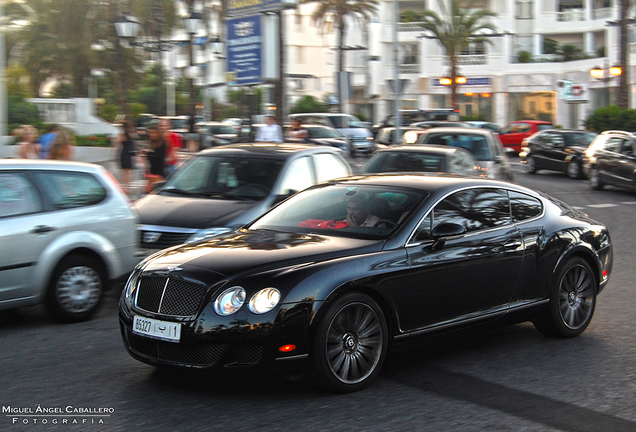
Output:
183 9 203 133
590 61 622 107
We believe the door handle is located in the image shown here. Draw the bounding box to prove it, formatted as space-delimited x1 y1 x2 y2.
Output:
503 240 522 249
32 225 55 234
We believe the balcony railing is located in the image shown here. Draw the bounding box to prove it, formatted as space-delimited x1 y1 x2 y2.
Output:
556 9 585 22
400 64 420 74
398 22 424 32
447 55 488 66
592 7 613 20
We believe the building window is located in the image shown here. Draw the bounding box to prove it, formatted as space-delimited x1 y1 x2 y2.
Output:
296 46 304 64
516 0 533 19
461 41 485 55
295 11 302 26
401 42 418 64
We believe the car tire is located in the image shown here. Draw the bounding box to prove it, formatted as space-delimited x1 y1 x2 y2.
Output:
567 159 583 179
589 167 604 190
311 292 388 393
525 156 537 174
533 257 597 338
46 255 105 323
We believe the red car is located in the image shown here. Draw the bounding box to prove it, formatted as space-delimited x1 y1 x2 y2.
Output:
499 120 553 153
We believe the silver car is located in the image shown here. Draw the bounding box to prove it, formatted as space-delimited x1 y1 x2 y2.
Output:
415 127 514 181
0 160 138 322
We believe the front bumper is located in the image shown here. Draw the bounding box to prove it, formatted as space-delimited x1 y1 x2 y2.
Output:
119 296 320 375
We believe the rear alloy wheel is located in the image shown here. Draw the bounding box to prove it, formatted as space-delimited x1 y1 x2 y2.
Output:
567 159 582 179
589 168 604 190
533 257 597 338
525 156 537 174
46 255 105 322
312 292 387 393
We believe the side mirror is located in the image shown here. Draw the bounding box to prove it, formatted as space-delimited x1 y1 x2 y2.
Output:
274 190 297 204
430 222 466 251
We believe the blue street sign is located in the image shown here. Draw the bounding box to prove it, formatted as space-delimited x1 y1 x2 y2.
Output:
226 15 262 86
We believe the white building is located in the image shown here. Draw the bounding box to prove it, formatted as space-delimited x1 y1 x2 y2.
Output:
197 0 631 128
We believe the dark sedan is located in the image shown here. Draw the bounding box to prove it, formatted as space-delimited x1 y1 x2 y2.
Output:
520 129 597 178
361 145 482 177
583 130 636 193
120 175 612 392
134 144 352 254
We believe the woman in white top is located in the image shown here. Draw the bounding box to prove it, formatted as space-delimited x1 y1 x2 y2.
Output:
14 125 41 159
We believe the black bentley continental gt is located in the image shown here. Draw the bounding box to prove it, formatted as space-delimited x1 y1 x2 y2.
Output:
119 175 613 392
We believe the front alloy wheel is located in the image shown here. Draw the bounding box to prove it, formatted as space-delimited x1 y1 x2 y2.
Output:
589 168 604 190
312 293 387 393
567 159 582 179
525 156 537 174
533 257 597 338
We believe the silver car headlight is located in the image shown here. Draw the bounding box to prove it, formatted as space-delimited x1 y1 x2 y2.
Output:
214 287 246 316
186 227 233 244
248 288 281 314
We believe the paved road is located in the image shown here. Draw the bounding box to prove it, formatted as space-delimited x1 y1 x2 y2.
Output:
2 156 636 431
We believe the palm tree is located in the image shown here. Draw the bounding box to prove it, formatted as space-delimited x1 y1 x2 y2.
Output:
300 0 378 111
420 0 497 110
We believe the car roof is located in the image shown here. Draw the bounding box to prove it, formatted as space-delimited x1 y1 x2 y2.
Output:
508 120 552 124
0 159 104 173
197 143 343 158
374 145 464 155
324 174 535 197
418 127 493 136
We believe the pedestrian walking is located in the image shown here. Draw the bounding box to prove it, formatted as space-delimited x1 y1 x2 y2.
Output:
158 118 182 177
48 127 74 161
288 118 308 143
38 124 59 159
14 125 41 159
255 115 283 143
115 121 137 194
144 125 166 191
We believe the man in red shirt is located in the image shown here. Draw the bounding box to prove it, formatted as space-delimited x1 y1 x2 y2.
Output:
158 118 183 176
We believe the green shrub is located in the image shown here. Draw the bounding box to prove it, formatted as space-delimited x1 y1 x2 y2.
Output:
584 105 636 132
8 96 43 133
290 96 329 114
74 134 114 147
518 50 533 63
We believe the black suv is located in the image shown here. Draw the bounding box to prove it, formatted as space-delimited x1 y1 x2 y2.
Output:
583 130 636 193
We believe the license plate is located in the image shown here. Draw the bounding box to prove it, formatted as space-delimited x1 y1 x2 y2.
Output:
132 316 181 343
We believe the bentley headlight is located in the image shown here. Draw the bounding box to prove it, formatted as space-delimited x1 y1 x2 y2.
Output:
186 227 233 244
124 267 142 300
249 288 281 314
214 287 246 316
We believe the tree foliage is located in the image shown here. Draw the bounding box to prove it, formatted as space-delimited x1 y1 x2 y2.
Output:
419 0 497 110
585 105 636 132
300 0 378 111
290 95 329 114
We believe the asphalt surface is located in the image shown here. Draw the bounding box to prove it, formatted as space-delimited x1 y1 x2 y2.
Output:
1 156 635 431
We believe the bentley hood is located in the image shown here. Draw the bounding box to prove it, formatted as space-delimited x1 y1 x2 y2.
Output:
142 229 383 278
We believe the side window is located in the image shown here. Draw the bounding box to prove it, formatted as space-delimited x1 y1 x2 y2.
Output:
278 156 313 195
313 153 350 183
0 173 42 217
509 191 543 222
34 171 106 209
620 140 635 155
604 137 623 153
433 188 510 233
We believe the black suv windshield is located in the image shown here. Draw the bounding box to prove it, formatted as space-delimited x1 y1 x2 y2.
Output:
163 155 284 200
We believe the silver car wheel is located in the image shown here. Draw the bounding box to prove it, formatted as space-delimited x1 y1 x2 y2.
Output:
325 302 384 385
525 156 536 174
589 168 603 190
55 265 102 314
558 263 595 331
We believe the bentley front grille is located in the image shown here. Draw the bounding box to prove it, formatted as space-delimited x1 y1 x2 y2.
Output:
135 276 206 317
128 333 225 367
